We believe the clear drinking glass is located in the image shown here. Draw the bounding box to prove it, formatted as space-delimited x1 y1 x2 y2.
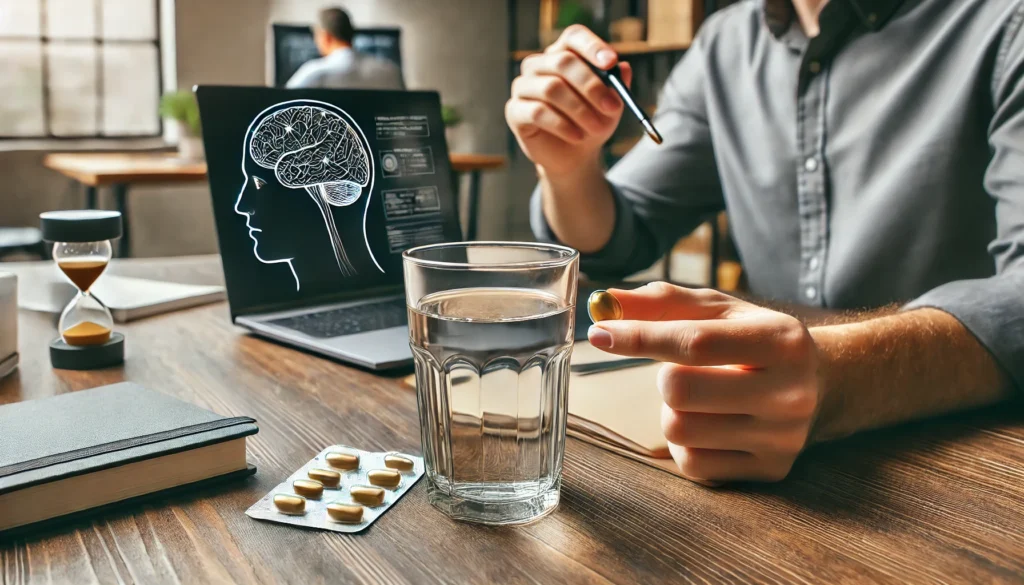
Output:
403 242 579 525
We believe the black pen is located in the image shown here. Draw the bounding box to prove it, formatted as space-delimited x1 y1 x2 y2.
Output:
588 62 664 145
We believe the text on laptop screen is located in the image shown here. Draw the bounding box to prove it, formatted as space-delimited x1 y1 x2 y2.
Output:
196 87 461 317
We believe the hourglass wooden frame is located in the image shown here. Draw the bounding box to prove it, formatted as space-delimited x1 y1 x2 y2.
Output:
40 210 125 370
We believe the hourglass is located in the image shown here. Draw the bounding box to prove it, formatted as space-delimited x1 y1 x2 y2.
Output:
40 210 125 369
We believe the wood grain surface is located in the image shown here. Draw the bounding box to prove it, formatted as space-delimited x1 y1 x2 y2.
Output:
2 256 1022 584
43 153 209 187
43 153 506 187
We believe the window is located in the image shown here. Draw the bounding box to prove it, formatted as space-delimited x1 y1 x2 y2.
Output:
0 0 163 138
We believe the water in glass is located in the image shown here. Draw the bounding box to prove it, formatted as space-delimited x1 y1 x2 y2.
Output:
409 286 573 524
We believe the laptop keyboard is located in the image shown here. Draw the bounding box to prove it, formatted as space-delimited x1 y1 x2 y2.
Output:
267 298 409 339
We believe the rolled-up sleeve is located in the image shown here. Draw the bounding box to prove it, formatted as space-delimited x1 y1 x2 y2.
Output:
531 181 644 277
904 10 1024 390
530 23 725 278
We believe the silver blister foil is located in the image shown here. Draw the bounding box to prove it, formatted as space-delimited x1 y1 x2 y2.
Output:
245 445 424 533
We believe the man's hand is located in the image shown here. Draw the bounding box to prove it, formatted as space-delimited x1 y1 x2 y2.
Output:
506 25 633 176
587 283 821 484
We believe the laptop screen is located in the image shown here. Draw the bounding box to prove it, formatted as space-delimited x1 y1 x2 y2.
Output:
195 86 461 318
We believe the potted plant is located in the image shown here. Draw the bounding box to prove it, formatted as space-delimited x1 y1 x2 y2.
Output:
159 90 204 161
442 104 464 152
541 1 596 47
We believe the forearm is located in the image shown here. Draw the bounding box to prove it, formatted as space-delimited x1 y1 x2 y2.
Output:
538 160 616 254
809 308 1013 442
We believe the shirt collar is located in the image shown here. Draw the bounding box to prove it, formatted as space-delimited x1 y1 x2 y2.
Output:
326 46 355 60
763 0 904 38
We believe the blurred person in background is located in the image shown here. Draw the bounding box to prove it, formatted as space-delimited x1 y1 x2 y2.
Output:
287 6 404 90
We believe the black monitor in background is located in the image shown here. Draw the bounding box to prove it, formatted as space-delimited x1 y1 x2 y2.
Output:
272 24 404 87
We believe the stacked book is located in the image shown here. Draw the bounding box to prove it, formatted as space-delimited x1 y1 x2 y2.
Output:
0 383 257 533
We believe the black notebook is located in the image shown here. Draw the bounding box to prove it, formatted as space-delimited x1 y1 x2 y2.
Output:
0 382 258 533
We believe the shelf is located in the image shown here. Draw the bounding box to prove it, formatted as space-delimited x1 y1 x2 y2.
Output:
511 40 690 61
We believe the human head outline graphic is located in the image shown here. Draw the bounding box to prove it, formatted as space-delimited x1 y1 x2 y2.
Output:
235 99 384 291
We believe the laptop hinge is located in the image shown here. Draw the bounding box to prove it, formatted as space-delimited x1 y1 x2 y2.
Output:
233 284 404 320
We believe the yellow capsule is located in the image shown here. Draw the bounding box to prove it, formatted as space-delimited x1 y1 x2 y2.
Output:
325 451 360 470
308 468 341 488
588 290 623 323
326 502 364 524
367 469 402 488
383 455 414 472
350 485 386 507
273 494 306 515
292 479 324 499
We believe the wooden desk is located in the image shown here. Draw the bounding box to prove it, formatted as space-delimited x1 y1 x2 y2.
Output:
3 256 1023 583
43 152 507 257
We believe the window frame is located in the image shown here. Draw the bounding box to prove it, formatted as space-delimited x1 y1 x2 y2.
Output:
0 0 165 140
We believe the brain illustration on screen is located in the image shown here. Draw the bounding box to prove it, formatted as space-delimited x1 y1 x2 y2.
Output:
250 106 369 206
238 100 382 287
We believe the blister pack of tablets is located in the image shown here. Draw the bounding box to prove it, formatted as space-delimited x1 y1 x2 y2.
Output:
245 445 424 533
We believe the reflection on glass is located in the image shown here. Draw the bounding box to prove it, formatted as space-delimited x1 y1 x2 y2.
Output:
0 0 42 36
45 0 96 39
101 43 158 135
47 42 98 136
100 0 154 40
0 40 45 136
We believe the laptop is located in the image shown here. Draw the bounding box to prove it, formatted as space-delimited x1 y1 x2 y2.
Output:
195 86 462 370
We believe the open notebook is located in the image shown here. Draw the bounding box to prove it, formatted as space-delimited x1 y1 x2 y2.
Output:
566 343 680 476
403 341 680 477
16 272 224 323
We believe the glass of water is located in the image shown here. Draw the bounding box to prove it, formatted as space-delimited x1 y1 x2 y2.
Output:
403 242 579 525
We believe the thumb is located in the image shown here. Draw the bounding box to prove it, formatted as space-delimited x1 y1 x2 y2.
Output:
607 282 743 322
554 24 619 69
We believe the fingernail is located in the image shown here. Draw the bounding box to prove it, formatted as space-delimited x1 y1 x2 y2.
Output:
601 95 620 112
596 49 616 67
588 326 613 348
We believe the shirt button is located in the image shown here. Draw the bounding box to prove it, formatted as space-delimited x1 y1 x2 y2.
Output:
804 286 818 300
808 61 822 74
808 256 820 270
804 157 819 171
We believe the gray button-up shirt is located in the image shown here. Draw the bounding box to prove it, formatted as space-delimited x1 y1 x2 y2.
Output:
286 48 405 90
531 0 1024 388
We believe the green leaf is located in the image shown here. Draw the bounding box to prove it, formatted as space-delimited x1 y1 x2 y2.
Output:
441 104 462 128
556 0 594 29
159 90 202 137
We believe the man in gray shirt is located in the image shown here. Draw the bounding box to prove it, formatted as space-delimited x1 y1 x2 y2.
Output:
286 7 404 91
508 0 1022 484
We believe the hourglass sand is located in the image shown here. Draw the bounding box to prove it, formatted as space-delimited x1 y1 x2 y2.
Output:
40 210 125 369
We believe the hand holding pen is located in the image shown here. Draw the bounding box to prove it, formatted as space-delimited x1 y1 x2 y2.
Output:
506 25 662 177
